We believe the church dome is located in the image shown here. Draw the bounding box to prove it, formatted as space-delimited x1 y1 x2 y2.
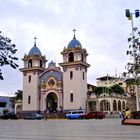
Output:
67 29 82 48
28 37 42 56
67 37 82 48
28 46 42 56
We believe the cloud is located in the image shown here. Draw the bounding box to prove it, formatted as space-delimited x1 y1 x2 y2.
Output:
0 0 140 93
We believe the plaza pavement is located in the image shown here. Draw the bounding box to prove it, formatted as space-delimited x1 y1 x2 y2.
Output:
0 119 140 140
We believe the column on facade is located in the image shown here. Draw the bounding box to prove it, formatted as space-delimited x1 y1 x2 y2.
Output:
58 90 62 110
110 99 113 113
40 89 45 112
40 91 46 112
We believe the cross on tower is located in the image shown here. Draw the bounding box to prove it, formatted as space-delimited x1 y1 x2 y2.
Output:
34 36 37 46
72 29 76 39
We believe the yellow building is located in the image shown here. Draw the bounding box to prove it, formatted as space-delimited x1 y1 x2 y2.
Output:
88 75 127 114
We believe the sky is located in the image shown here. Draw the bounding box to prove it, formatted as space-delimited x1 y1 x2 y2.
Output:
0 0 140 95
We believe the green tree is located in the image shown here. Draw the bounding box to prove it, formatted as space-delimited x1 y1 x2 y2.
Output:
110 84 125 95
93 86 113 97
92 85 125 96
0 31 18 80
14 90 23 101
10 90 23 108
93 87 103 96
125 27 140 111
126 27 140 81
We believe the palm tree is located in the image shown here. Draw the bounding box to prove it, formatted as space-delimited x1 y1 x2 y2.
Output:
10 90 23 108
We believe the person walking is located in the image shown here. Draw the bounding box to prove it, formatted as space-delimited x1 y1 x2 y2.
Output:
44 110 48 120
119 111 122 119
122 108 131 124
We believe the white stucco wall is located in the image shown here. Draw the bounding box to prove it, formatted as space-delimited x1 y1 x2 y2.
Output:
22 72 39 112
63 67 87 110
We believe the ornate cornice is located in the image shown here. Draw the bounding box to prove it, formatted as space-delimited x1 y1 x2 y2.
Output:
59 61 90 68
19 67 44 72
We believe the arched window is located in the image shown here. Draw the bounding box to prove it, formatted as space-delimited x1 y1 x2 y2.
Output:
28 59 32 67
83 72 85 80
68 52 74 62
81 53 84 61
122 101 125 110
118 100 121 111
106 101 110 111
40 60 42 68
29 75 31 83
70 93 73 102
100 100 110 111
70 71 73 79
28 95 31 104
113 100 117 111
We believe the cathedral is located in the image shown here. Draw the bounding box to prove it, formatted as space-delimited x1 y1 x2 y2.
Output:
20 31 90 114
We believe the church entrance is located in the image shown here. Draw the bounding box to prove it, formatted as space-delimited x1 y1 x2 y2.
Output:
46 92 58 113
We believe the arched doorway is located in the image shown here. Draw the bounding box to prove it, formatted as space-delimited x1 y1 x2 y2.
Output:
100 100 110 111
16 105 22 112
88 101 97 111
46 92 58 113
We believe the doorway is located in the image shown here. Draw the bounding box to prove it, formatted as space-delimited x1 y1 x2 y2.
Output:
46 92 58 113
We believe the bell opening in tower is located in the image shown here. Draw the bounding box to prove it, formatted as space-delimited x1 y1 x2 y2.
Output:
68 52 74 62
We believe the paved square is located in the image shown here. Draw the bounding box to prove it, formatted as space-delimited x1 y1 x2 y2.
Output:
0 119 140 140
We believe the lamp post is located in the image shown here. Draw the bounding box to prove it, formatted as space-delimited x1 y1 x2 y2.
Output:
125 9 140 111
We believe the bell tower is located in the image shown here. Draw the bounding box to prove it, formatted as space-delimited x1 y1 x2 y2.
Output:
59 30 90 110
20 37 47 113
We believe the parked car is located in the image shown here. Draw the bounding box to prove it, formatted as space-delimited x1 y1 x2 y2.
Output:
80 111 105 119
65 110 85 119
0 112 17 120
24 113 44 120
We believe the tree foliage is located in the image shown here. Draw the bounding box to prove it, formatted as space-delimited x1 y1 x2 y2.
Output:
0 31 18 80
10 90 23 108
93 86 113 96
92 84 125 96
126 27 140 80
110 84 125 95
14 89 23 101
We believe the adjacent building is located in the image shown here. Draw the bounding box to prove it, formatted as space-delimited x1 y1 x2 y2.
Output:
88 75 127 113
0 93 14 115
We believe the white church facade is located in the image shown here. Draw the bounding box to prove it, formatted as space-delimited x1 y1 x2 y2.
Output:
20 32 90 114
19 31 127 115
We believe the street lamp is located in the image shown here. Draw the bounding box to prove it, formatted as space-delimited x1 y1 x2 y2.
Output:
125 9 140 111
125 9 139 37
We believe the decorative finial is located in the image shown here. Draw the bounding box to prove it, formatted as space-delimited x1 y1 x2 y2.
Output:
72 29 76 39
34 36 37 46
